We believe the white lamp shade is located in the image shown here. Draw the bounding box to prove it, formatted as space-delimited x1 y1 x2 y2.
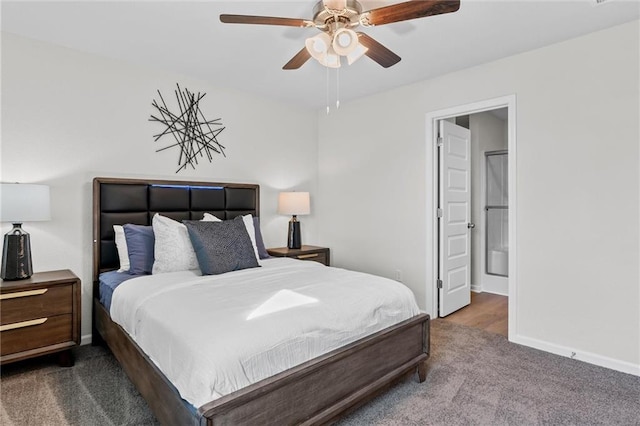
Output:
278 192 310 216
319 47 341 68
347 42 368 65
332 28 359 56
0 183 51 223
305 33 332 61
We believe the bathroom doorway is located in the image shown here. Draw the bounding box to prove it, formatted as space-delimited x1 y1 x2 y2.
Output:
440 144 509 337
438 110 508 301
425 95 517 339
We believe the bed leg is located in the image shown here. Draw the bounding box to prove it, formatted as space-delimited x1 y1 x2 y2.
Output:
92 319 105 346
92 331 105 347
417 360 428 382
92 299 105 346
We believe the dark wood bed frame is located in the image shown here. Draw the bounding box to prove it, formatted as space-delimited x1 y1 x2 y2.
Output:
92 177 430 425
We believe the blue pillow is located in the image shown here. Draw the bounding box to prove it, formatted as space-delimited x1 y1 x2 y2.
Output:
123 224 155 275
253 217 270 259
184 219 259 275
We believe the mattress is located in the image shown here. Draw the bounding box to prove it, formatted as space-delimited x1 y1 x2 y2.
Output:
98 270 137 310
110 257 420 408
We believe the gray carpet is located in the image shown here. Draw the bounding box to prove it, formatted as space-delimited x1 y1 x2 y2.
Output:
1 320 638 425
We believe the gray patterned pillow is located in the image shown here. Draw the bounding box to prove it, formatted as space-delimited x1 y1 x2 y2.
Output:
184 219 259 275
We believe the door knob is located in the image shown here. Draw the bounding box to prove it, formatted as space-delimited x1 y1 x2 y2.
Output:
468 223 475 229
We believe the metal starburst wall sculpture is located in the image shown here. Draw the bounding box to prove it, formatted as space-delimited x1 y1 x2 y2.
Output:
150 84 226 173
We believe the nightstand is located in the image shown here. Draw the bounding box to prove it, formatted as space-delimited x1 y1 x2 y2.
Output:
1 270 81 366
267 245 330 266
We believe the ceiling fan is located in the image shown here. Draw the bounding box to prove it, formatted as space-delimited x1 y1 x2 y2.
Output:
220 0 461 70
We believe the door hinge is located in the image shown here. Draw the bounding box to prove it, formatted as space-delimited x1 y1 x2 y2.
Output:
437 279 443 289
437 208 443 218
437 137 443 147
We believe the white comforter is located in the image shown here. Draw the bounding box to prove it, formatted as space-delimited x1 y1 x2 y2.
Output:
110 258 420 408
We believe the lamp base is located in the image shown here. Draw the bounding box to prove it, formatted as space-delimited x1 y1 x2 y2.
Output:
1 224 33 280
287 216 302 250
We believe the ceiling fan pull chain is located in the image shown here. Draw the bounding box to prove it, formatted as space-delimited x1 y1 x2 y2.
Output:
326 65 330 115
336 67 340 109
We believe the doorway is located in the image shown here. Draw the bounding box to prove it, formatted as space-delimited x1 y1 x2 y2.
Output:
425 95 517 339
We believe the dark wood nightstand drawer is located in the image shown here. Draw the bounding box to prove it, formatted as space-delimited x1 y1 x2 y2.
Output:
294 252 327 265
1 284 73 325
267 246 330 266
0 314 73 356
1 269 80 366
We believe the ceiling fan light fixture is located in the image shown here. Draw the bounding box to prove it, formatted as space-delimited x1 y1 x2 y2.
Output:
319 47 341 68
305 32 332 61
332 28 358 56
346 42 368 65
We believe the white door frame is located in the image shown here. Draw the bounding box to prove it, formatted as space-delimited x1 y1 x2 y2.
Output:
425 94 517 339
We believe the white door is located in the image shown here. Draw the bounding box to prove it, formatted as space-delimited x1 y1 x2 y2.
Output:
439 120 472 316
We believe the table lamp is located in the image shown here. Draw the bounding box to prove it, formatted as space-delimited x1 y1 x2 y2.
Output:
277 192 310 249
1 183 51 280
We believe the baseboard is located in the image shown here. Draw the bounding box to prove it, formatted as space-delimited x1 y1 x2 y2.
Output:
81 334 92 346
481 289 508 297
511 334 640 377
470 285 508 296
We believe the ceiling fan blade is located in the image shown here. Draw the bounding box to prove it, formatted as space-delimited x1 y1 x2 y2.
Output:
363 0 460 26
283 47 312 70
220 14 312 28
358 33 401 68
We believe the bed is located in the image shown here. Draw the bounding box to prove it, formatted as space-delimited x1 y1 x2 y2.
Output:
92 177 430 425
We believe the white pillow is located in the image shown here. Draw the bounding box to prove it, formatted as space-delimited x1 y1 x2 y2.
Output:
202 212 222 222
113 225 130 272
152 214 199 274
241 214 260 263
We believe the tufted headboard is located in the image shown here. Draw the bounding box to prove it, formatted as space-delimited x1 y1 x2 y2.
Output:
92 177 259 282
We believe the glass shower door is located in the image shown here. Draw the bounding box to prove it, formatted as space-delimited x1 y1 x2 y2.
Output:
485 151 508 277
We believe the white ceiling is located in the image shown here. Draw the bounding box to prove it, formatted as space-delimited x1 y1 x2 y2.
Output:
2 1 639 110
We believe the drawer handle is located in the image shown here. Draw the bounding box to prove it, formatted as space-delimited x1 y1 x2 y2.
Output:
0 317 48 332
0 288 48 300
297 253 319 259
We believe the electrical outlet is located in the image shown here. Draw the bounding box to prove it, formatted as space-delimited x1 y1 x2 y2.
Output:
395 269 403 282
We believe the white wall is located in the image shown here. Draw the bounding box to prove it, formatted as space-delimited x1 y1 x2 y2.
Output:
317 21 639 371
0 33 319 342
469 112 507 293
